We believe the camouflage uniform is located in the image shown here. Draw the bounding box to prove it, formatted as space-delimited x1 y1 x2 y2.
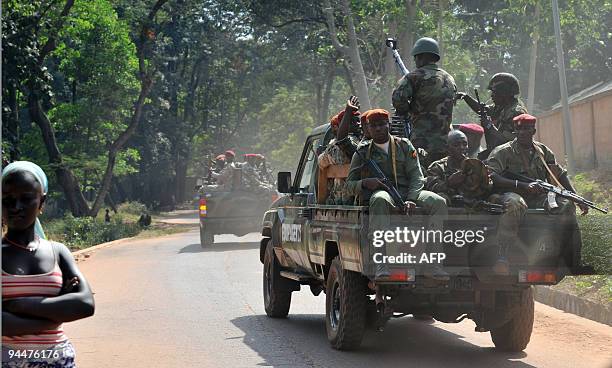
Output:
318 135 360 204
211 164 233 188
487 139 574 254
392 64 457 165
242 162 273 193
425 157 461 203
487 99 528 146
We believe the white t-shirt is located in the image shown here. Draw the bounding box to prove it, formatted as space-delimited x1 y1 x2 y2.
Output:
374 140 390 154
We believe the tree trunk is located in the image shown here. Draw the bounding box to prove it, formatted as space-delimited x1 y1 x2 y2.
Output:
4 84 21 160
399 0 417 70
88 75 154 217
323 0 371 110
88 0 168 217
28 94 90 216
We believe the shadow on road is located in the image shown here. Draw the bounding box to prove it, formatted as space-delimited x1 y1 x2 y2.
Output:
179 242 259 253
231 314 534 368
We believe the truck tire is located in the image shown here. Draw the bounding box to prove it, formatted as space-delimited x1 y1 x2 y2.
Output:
490 287 534 352
325 256 367 350
200 225 214 248
263 241 292 318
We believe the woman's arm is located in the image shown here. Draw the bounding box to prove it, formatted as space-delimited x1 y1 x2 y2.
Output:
4 243 95 323
2 311 59 336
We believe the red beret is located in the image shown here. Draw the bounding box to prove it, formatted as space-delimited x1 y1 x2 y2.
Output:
367 109 390 123
330 113 340 127
458 123 484 135
215 154 226 161
243 153 258 158
224 150 235 157
513 113 537 126
360 110 371 125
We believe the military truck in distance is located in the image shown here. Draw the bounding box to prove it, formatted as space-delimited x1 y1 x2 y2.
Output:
259 123 589 351
197 165 277 247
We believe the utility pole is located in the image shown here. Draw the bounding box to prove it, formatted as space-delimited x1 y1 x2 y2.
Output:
552 0 576 175
527 1 540 112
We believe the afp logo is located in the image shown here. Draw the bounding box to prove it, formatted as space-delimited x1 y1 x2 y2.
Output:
282 223 302 243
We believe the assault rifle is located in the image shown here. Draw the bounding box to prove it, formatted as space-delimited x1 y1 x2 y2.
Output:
355 147 406 211
385 38 412 138
502 170 609 214
450 195 505 214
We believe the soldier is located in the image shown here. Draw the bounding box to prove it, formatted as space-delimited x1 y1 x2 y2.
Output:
457 123 485 159
224 150 236 165
458 73 528 155
211 152 234 187
426 130 469 203
242 154 273 193
318 106 361 204
346 109 449 280
392 37 457 166
255 154 274 184
487 113 588 275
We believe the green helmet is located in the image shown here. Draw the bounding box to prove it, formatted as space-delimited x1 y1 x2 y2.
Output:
487 73 520 96
411 37 440 59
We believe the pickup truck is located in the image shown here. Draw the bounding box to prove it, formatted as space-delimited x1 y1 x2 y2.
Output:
259 123 588 351
197 165 277 247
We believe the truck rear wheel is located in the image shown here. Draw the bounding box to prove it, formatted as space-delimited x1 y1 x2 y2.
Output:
490 287 534 352
263 241 292 318
325 257 367 350
200 225 214 248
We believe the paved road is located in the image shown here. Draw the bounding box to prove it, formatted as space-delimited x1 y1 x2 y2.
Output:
65 226 612 368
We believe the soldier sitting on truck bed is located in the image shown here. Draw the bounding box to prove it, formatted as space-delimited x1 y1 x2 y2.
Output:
426 130 470 203
346 108 449 280
426 130 493 205
317 97 362 204
210 150 238 188
242 154 274 193
487 113 588 275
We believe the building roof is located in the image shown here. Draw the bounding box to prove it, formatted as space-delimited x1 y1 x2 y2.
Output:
550 80 612 110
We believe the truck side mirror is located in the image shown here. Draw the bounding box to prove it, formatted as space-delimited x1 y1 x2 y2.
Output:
277 172 292 193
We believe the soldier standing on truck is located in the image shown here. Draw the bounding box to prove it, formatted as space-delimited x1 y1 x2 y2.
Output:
391 37 457 167
487 113 588 275
457 73 528 157
345 109 449 280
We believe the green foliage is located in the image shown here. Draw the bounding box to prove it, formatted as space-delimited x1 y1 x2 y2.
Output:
45 213 140 250
571 170 611 274
254 86 317 171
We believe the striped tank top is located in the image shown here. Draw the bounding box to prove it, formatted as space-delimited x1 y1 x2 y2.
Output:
2 239 68 347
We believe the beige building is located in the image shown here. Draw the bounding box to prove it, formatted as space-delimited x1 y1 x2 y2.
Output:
536 81 612 170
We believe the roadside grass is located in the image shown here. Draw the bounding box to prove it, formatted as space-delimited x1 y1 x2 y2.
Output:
43 202 194 251
550 169 612 306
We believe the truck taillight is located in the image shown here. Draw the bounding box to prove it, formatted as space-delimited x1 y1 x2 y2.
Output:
378 269 415 282
518 270 556 284
199 198 207 217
